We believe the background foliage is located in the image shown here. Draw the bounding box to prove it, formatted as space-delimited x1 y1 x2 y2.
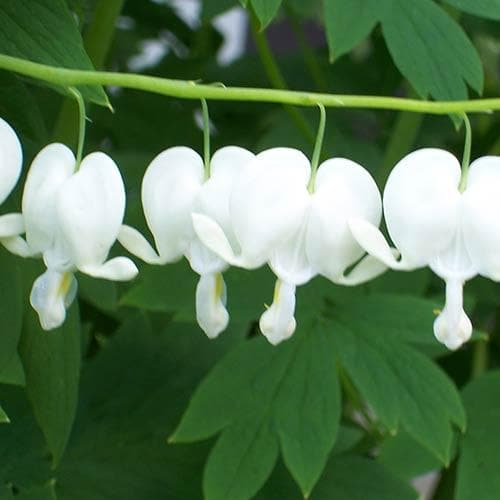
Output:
0 0 500 498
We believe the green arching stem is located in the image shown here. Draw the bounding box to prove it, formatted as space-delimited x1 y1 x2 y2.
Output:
1 54 500 114
68 87 86 170
250 13 315 144
458 113 472 192
308 104 326 193
201 98 211 179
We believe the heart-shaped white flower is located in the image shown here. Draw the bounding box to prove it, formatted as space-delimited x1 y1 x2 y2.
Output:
349 148 500 349
21 143 138 330
118 145 254 338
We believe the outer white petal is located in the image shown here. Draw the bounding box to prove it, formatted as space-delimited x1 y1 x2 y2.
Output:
384 148 461 267
0 213 24 238
142 147 204 262
187 237 227 275
118 224 165 264
307 158 382 281
348 218 410 269
259 280 297 345
270 213 314 286
461 156 500 280
195 273 229 339
22 143 75 254
30 270 78 330
1 236 35 257
197 146 254 251
80 256 138 281
56 152 125 270
0 117 23 204
230 147 310 268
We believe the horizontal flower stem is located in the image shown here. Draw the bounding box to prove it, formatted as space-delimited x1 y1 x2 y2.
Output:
1 54 500 115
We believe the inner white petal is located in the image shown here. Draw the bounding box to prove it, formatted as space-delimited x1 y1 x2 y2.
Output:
195 273 229 339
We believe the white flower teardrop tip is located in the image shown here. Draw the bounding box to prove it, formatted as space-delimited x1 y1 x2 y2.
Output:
349 148 500 349
118 146 254 338
194 147 387 345
22 143 138 330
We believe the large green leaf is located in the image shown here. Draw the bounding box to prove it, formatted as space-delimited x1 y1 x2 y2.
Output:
0 0 108 105
323 0 381 61
19 304 81 466
381 0 483 100
172 320 341 498
329 294 466 464
55 315 243 500
456 371 500 500
443 0 500 20
0 251 24 387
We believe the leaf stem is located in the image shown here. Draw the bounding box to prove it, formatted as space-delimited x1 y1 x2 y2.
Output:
1 54 500 114
458 113 472 192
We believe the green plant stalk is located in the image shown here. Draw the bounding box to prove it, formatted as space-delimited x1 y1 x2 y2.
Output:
201 98 211 178
458 113 472 192
250 13 315 144
471 340 489 379
1 54 500 114
53 0 124 146
308 104 326 192
68 87 86 170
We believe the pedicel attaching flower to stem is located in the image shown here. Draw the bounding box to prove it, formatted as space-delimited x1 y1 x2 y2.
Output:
15 88 138 330
118 99 254 338
349 114 500 350
194 105 388 345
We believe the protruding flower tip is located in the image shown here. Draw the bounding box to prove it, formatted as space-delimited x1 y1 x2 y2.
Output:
259 280 297 345
30 270 77 331
196 273 229 339
433 309 472 350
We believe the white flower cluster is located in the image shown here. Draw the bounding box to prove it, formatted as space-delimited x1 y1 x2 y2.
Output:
1 116 498 350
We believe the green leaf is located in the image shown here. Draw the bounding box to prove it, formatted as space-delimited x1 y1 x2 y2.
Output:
19 304 81 466
250 0 282 28
381 0 483 100
0 0 108 106
312 455 418 500
0 251 25 387
204 417 280 500
456 371 500 500
323 0 380 61
329 293 465 464
0 405 8 423
173 320 341 498
443 0 500 20
55 315 243 500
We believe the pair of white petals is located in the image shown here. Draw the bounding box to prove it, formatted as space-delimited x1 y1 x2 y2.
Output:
350 148 500 350
193 147 388 344
16 143 137 330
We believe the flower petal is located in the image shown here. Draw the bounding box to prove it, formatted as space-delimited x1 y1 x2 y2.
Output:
56 152 125 270
229 148 310 268
0 117 22 205
30 270 78 330
0 213 24 238
195 273 229 339
433 278 472 350
348 218 409 269
22 143 75 254
118 224 165 264
79 256 138 281
1 236 34 257
336 254 389 286
259 280 297 345
187 237 227 275
142 147 203 261
307 158 382 281
384 148 461 267
461 156 500 280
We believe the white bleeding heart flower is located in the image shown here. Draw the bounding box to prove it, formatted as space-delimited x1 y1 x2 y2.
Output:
0 117 27 253
118 145 254 339
349 148 500 350
193 147 386 345
21 143 138 330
